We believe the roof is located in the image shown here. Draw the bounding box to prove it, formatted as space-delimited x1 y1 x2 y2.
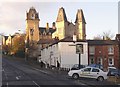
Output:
48 36 87 47
4 36 8 40
38 39 57 44
39 27 56 35
75 9 86 24
87 40 118 45
56 7 67 22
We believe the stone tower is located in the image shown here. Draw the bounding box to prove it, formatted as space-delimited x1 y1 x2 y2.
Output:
75 9 86 40
52 7 68 40
26 7 40 44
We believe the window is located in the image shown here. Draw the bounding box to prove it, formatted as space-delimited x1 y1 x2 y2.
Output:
89 46 95 54
92 68 99 72
108 57 114 66
83 68 91 72
98 57 102 65
31 14 35 19
89 57 94 64
108 46 114 54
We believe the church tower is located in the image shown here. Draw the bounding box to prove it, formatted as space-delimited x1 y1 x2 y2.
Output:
75 9 86 40
26 7 40 44
52 7 68 40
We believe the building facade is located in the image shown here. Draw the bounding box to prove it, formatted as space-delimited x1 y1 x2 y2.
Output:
25 7 56 58
40 37 88 69
52 7 86 40
88 40 119 70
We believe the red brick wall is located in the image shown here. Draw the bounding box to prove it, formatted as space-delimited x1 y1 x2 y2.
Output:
88 45 119 69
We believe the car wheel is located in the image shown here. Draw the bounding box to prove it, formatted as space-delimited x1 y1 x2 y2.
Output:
72 73 79 79
97 76 104 81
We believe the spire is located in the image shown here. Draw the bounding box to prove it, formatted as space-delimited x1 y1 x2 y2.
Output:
75 9 86 24
56 7 67 22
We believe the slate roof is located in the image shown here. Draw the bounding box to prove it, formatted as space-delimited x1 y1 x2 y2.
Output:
87 40 118 45
4 36 8 40
56 7 67 22
39 27 56 35
75 9 86 24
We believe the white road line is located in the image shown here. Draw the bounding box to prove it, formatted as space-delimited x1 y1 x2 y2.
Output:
32 81 41 87
3 68 8 79
2 69 5 72
32 67 48 74
6 82 8 87
16 76 21 80
16 77 19 80
75 80 87 85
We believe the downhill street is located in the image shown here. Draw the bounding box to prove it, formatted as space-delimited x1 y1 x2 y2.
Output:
2 56 116 87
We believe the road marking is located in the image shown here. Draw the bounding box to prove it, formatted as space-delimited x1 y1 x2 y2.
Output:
16 77 19 80
6 82 8 87
16 76 21 80
32 81 41 87
2 69 5 72
75 80 87 85
32 67 48 74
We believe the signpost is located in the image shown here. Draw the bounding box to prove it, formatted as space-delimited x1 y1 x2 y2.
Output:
76 44 83 69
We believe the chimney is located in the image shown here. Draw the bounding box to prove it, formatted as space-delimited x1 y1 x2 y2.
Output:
46 23 49 29
73 32 77 42
52 22 56 29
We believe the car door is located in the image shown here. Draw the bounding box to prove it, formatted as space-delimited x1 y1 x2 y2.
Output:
90 68 100 79
80 67 91 78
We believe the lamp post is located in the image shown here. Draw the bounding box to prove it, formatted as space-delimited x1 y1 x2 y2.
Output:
25 40 27 61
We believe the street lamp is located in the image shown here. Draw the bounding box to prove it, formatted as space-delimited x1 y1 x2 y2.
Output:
25 40 27 61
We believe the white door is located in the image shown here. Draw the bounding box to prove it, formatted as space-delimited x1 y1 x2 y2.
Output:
90 68 100 79
80 67 91 78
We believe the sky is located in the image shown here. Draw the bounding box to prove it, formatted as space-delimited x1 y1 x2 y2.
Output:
0 0 119 39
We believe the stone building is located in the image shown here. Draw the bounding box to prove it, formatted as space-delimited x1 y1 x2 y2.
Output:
25 7 56 58
52 7 86 40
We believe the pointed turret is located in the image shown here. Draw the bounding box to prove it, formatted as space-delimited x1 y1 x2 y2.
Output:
75 9 86 24
56 7 67 22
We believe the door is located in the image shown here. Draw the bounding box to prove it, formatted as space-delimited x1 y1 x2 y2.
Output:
90 68 100 79
80 67 91 78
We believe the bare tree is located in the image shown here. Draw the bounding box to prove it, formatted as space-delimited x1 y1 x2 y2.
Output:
93 30 114 40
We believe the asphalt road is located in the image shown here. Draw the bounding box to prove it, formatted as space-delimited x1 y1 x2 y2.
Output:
2 56 116 87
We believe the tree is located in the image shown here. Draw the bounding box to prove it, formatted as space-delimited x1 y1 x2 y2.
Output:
93 30 114 40
11 34 25 57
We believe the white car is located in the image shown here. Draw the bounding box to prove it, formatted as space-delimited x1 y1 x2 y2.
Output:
68 67 108 81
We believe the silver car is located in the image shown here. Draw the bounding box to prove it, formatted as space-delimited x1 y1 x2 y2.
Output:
68 67 108 81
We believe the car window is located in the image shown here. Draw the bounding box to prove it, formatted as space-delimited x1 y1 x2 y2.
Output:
83 68 91 72
92 68 99 72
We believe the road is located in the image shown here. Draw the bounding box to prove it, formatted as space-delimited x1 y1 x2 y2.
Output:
2 56 116 87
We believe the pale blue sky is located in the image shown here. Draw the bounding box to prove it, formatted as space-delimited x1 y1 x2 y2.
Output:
0 1 118 39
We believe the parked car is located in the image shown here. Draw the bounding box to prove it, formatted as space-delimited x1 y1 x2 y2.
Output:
107 67 120 77
71 64 86 70
108 66 116 72
88 64 103 70
68 67 107 81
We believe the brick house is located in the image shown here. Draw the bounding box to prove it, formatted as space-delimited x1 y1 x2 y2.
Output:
87 40 119 70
